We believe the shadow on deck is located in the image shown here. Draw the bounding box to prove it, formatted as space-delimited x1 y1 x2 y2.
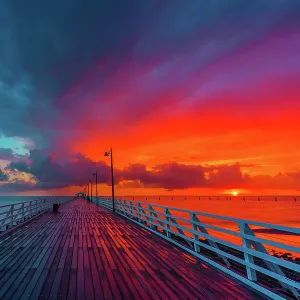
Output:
0 198 262 300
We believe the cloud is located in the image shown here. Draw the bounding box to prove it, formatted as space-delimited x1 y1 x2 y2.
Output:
2 150 300 192
206 164 245 188
0 180 35 192
1 0 299 154
0 148 15 161
5 149 116 190
120 162 300 191
0 147 28 162
8 161 30 173
121 162 207 190
0 0 156 149
1 1 300 193
0 169 8 181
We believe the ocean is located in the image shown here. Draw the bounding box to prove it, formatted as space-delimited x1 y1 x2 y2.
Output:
0 196 73 207
121 195 300 255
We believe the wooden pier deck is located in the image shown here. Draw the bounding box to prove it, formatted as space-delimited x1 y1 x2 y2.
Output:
0 198 263 300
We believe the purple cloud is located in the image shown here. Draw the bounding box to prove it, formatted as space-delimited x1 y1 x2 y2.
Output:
121 162 207 190
5 149 118 190
0 148 28 162
2 154 300 192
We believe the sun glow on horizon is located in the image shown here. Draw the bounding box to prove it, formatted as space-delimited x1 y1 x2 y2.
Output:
233 191 238 196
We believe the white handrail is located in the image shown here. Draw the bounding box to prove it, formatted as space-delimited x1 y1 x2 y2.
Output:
92 197 300 300
124 200 300 234
0 197 73 233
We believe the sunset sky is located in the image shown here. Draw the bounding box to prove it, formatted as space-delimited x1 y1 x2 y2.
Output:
1 1 300 196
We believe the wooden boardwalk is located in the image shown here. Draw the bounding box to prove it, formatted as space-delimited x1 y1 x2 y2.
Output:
0 198 263 300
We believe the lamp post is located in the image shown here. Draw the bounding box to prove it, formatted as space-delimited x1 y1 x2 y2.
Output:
85 183 89 199
93 171 98 200
104 148 115 212
87 182 90 200
90 180 92 202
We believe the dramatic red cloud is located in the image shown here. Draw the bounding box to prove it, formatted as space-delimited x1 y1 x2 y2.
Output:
3 150 300 196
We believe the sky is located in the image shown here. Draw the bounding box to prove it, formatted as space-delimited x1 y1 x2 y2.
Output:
1 0 300 196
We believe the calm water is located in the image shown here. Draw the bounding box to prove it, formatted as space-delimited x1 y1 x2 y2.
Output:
122 195 300 227
122 195 300 254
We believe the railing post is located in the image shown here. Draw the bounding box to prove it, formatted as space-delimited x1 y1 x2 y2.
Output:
130 201 133 218
190 213 200 253
164 208 171 238
116 198 119 211
9 204 14 228
137 203 141 222
138 203 148 224
148 205 155 229
239 222 257 282
31 201 34 217
22 202 25 222
120 200 125 214
36 199 38 215
124 200 128 215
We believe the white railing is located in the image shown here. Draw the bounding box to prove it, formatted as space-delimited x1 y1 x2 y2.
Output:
92 197 300 300
0 197 73 233
88 197 113 210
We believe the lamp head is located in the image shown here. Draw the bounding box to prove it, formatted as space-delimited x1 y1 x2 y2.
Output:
104 151 109 156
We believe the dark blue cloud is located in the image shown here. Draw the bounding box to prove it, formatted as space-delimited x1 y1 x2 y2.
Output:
0 148 15 161
5 149 115 190
0 169 8 181
0 0 157 147
1 0 299 150
0 148 28 162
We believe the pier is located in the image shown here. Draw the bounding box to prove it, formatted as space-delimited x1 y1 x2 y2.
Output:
0 196 299 299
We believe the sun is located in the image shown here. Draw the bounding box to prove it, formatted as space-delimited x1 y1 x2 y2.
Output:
232 191 238 196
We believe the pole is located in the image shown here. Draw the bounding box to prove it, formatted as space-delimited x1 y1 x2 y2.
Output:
96 171 98 200
111 148 115 212
87 183 89 200
90 180 93 202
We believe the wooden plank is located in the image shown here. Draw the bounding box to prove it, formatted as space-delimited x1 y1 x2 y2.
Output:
57 247 73 300
39 216 70 300
21 225 65 299
83 235 95 300
88 249 104 300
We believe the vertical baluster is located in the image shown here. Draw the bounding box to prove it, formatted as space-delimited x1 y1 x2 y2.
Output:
129 201 133 218
138 203 144 224
164 208 171 238
149 205 155 229
239 222 257 281
119 200 123 214
10 204 14 228
29 201 31 217
124 200 128 215
137 203 141 222
190 213 200 253
22 202 25 222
